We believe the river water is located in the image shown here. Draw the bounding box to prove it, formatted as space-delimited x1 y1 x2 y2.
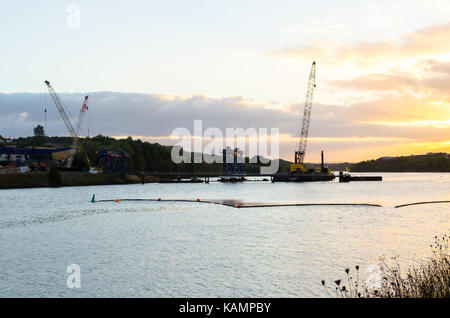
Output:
0 173 449 297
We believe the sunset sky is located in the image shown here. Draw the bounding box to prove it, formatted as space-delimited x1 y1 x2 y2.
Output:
1 0 450 162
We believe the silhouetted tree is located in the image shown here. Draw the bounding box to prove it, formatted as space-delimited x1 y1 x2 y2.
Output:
33 125 45 146
33 125 45 137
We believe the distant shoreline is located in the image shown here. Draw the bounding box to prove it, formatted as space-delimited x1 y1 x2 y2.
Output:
1 171 449 190
0 172 156 190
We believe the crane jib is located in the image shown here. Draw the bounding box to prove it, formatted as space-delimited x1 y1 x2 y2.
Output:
44 81 91 169
295 62 316 165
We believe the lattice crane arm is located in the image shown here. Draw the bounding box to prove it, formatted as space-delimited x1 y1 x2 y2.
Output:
66 95 89 168
45 81 91 169
295 61 316 165
45 81 77 138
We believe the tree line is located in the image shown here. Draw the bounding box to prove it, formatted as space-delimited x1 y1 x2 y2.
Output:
2 132 289 174
351 154 450 172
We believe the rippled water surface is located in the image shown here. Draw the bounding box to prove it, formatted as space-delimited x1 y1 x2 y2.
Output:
0 173 449 297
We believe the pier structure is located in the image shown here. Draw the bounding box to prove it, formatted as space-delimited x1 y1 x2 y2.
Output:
97 150 129 174
222 147 243 175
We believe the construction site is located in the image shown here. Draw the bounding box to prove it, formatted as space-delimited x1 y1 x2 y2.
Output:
0 63 381 187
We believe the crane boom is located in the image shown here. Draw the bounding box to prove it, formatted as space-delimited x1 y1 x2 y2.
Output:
45 81 91 169
45 81 77 138
66 95 89 168
295 61 316 165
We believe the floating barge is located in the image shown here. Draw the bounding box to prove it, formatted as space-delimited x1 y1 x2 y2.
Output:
339 172 382 183
273 151 336 182
158 177 204 184
272 173 335 182
218 177 247 183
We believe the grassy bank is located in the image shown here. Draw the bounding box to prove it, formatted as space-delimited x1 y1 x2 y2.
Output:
0 172 157 189
322 234 450 298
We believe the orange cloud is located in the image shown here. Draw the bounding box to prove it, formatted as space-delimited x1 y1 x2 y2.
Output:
330 59 450 99
272 22 450 65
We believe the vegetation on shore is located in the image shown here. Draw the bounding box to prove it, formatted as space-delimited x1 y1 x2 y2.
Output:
48 166 62 187
2 134 290 174
322 234 450 298
1 133 292 189
351 154 450 172
0 171 154 189
2 132 449 173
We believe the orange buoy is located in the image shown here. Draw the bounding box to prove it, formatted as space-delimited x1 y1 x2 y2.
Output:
115 198 120 203
158 198 162 201
237 204 241 208
197 198 201 202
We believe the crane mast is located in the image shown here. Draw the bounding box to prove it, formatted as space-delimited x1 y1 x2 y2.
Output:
66 95 89 168
45 81 77 138
291 62 316 173
296 61 316 164
44 81 91 169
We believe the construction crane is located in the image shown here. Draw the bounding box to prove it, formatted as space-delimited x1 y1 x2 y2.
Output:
291 62 316 173
44 81 91 169
66 95 89 168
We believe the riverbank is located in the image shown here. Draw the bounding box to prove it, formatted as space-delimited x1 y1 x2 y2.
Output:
322 234 449 298
0 172 158 189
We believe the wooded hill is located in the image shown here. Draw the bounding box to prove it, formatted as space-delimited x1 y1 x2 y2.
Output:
2 135 292 174
350 154 450 172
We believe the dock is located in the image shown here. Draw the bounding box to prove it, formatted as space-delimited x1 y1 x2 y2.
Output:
143 172 336 183
272 173 335 182
338 172 382 183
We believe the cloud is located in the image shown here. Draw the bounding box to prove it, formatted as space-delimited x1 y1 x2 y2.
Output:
1 90 449 162
429 60 450 74
273 20 450 159
0 92 297 138
330 59 450 97
272 22 450 65
4 22 450 164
